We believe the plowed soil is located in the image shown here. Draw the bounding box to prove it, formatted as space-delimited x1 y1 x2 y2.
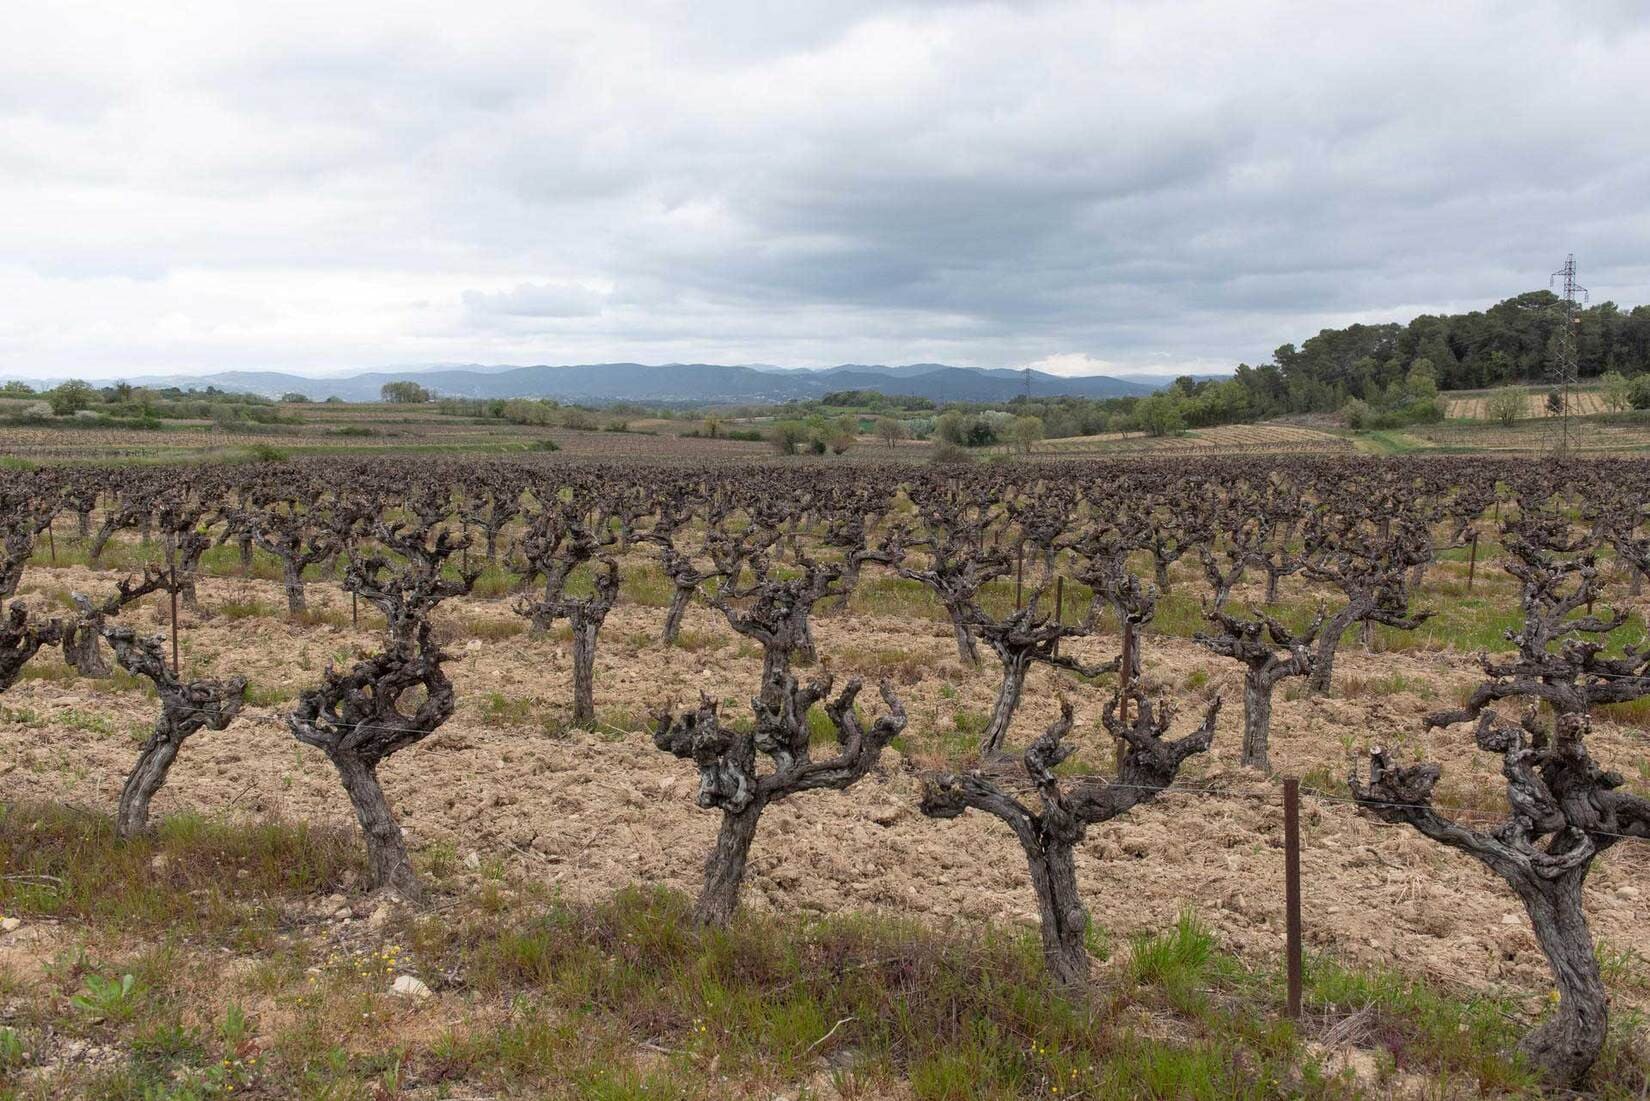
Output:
3 562 1647 1016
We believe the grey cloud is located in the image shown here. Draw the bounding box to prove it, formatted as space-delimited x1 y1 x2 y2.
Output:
2 0 1648 378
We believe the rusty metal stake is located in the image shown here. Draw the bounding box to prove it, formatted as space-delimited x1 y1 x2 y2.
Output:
1115 617 1134 769
1014 545 1024 610
1284 776 1303 1019
1052 576 1064 657
169 567 180 674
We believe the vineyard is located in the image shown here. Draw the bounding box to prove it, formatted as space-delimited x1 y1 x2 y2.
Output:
1 454 1648 1098
1445 389 1612 421
1029 423 1353 457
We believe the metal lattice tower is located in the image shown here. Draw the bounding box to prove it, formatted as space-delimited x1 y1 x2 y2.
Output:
1545 254 1588 457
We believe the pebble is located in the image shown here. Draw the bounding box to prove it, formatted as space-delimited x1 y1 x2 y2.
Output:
0 917 20 934
390 974 431 999
867 804 903 827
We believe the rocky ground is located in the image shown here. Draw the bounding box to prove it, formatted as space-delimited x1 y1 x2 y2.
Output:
3 560 1648 1025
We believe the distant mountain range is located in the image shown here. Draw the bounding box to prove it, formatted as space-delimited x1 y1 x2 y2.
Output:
3 362 1174 405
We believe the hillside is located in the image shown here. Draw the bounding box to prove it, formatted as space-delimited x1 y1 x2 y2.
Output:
4 363 1158 405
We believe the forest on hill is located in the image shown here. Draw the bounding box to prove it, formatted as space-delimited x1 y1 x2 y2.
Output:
1226 289 1650 417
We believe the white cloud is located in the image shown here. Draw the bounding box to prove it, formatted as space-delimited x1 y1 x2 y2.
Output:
2 0 1648 379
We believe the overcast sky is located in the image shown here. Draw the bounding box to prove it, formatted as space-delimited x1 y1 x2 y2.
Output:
4 1 1649 381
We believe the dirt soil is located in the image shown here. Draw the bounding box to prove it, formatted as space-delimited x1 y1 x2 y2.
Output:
3 563 1648 1016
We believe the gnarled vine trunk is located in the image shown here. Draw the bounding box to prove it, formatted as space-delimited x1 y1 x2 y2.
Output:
692 799 765 927
332 751 421 899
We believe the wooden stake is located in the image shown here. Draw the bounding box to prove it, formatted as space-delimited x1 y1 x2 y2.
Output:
1466 531 1478 592
47 523 56 564
1284 776 1303 1019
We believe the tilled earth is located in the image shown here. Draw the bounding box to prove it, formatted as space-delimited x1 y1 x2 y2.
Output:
3 564 1647 1018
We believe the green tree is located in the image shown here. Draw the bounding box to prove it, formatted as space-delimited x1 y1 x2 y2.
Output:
47 379 97 415
1485 386 1525 426
1599 371 1632 413
701 414 723 439
280 392 310 403
769 420 809 455
380 381 431 403
1132 393 1185 437
0 381 34 396
1008 414 1044 454
934 410 967 446
873 416 908 449
1630 376 1650 411
827 415 857 455
1405 359 1439 402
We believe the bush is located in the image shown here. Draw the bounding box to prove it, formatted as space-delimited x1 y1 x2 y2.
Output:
1485 386 1526 425
47 379 97 416
1600 371 1633 413
243 444 289 462
380 381 431 403
929 440 974 465
1629 376 1650 411
769 420 810 456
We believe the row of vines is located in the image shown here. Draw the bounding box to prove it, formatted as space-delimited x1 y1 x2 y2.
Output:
2 454 1648 1087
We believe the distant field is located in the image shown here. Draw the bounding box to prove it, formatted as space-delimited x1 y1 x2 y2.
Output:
1034 421 1353 456
1445 387 1610 420
0 405 770 464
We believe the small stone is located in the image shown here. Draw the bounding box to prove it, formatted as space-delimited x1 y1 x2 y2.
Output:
1616 885 1640 901
390 974 431 999
0 917 21 934
462 851 482 871
867 804 903 827
367 904 392 931
150 853 170 873
1500 913 1520 925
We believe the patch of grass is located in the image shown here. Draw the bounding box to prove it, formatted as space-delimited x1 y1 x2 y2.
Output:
1336 672 1434 700
670 629 726 653
478 691 539 727
0 803 358 946
216 596 278 621
243 681 296 707
56 708 114 735
451 615 527 641
1302 954 1538 1092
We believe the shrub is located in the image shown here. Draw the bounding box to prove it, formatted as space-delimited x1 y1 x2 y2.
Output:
1485 385 1525 425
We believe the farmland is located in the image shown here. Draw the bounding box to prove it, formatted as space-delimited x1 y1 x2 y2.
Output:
0 453 1647 1099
